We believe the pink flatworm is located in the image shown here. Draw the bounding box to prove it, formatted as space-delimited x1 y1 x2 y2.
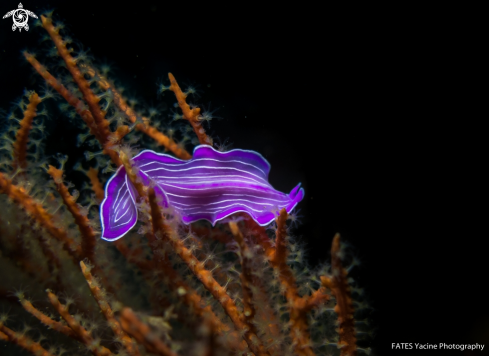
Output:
100 145 305 241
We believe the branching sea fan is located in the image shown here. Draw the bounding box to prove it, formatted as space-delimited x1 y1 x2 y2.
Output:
0 10 372 356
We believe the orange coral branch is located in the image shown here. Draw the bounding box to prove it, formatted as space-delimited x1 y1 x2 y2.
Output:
271 208 289 266
0 323 56 356
120 308 178 356
80 261 141 356
36 232 65 289
0 172 82 262
87 167 105 202
82 65 192 160
147 188 269 356
270 209 300 302
305 287 330 312
228 222 258 331
23 52 98 137
269 208 316 356
120 150 147 197
40 15 112 146
23 52 122 166
114 235 245 352
12 91 42 172
321 234 357 356
229 221 287 354
47 165 96 263
18 297 80 340
46 289 114 356
106 162 239 348
242 214 275 259
138 124 192 159
168 73 212 146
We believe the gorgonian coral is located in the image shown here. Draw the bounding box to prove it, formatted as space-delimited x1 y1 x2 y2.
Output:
0 10 372 356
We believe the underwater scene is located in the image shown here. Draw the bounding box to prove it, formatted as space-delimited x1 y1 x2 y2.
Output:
1 1 486 356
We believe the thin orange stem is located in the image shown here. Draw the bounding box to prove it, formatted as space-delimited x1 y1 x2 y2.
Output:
86 167 105 202
40 16 112 145
23 52 122 166
82 65 192 160
120 308 178 356
47 165 96 263
242 214 275 259
0 172 82 262
148 188 269 356
47 290 114 356
12 91 41 172
270 208 316 356
119 150 146 197
321 234 357 356
228 222 258 331
19 298 80 340
114 236 245 352
80 261 141 356
0 323 56 356
168 73 212 146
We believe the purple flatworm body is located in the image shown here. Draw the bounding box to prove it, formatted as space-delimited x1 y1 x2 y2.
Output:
100 145 305 241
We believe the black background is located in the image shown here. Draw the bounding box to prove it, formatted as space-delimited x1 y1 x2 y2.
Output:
0 1 486 355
